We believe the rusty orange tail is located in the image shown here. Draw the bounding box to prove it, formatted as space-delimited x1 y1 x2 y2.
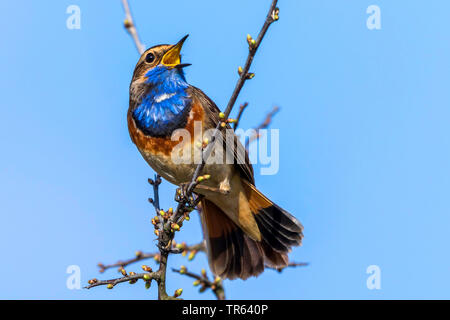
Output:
200 181 303 280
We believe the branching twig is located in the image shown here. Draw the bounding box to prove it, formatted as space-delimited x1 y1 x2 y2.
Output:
121 0 145 54
269 261 309 272
97 252 158 273
172 267 225 300
85 271 158 290
245 106 280 149
233 102 249 130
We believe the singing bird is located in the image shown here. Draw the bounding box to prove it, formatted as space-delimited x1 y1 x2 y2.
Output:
127 35 303 279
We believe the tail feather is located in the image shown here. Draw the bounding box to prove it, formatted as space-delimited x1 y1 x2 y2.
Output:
201 181 303 280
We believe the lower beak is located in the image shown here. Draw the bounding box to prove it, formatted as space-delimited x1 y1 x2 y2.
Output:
161 35 189 68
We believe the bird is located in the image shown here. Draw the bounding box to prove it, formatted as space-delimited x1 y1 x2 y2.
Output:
127 35 303 280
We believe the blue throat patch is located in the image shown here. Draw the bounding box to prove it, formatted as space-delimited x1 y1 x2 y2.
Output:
133 65 191 137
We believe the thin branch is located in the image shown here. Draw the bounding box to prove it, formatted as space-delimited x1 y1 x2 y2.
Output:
269 261 309 272
233 102 249 130
85 272 159 290
96 241 206 273
245 106 280 149
121 0 145 54
172 267 225 300
97 251 157 273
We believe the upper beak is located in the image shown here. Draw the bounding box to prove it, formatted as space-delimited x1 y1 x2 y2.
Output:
161 34 189 68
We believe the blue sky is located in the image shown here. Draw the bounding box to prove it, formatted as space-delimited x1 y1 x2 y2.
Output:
1 0 450 299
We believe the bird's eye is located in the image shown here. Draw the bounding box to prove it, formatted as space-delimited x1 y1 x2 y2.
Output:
145 53 155 63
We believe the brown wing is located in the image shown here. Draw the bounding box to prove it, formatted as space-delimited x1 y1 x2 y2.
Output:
188 86 255 184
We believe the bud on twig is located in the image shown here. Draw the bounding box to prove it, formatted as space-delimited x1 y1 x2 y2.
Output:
174 288 183 298
188 250 198 261
141 265 152 272
272 7 280 21
247 34 256 48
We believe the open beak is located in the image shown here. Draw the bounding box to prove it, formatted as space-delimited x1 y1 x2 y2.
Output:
161 34 190 69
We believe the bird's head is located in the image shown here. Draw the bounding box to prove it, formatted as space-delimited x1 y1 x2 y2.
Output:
131 34 190 87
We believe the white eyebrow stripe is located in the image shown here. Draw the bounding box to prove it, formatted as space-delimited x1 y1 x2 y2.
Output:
154 92 176 103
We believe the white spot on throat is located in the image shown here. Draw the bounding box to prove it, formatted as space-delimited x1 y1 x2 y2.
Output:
154 92 176 103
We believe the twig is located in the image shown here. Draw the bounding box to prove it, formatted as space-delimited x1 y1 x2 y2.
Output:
121 0 145 54
85 272 159 290
168 0 280 226
96 241 206 273
233 102 249 130
245 106 280 149
97 251 158 273
172 267 225 300
269 261 309 272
